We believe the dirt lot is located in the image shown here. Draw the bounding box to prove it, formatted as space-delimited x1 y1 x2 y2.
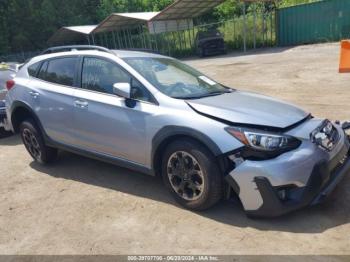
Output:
0 43 349 255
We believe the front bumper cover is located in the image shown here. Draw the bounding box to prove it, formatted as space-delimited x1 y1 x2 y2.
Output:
225 123 350 218
246 152 350 218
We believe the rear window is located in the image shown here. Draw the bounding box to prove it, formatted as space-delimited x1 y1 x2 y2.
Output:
37 57 77 86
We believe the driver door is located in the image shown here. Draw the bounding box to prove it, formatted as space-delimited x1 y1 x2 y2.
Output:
71 56 158 165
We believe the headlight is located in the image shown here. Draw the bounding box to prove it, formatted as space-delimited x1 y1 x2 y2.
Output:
225 127 301 159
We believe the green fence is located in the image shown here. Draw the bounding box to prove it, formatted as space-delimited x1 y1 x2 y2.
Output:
277 0 350 46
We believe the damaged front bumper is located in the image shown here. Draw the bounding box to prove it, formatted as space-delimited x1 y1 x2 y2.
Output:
225 121 350 218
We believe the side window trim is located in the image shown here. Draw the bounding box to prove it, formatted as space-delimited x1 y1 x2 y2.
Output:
34 55 79 88
79 55 158 105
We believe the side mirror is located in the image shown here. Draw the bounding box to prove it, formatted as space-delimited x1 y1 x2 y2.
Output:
113 82 131 99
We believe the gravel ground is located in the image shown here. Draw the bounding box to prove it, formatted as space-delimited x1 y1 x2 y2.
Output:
0 43 349 255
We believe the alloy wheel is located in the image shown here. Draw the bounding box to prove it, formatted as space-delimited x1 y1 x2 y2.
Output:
167 151 205 201
22 128 42 160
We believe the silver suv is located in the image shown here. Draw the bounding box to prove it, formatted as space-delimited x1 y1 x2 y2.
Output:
4 46 350 217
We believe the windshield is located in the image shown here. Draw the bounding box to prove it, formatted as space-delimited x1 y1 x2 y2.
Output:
123 57 231 99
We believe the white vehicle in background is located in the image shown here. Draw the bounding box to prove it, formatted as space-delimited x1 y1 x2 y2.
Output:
0 62 19 137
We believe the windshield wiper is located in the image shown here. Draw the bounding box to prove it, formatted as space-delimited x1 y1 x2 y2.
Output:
172 90 232 100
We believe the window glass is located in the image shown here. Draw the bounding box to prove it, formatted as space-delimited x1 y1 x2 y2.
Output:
82 57 130 94
37 61 48 80
38 57 77 86
130 78 153 103
124 57 230 99
81 57 153 102
27 62 40 77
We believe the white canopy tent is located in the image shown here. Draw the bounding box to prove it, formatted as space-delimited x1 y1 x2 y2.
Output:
48 25 97 45
48 0 228 45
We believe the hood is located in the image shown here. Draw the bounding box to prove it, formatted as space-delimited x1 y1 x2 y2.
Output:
187 91 309 129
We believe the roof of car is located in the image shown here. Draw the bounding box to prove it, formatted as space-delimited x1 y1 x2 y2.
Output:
30 48 169 63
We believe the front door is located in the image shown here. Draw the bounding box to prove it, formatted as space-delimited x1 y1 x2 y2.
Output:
71 56 158 166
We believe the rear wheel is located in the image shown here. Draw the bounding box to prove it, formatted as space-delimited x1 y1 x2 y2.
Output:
20 119 57 164
162 139 223 210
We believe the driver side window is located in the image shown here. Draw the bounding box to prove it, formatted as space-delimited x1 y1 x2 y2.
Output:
81 57 153 103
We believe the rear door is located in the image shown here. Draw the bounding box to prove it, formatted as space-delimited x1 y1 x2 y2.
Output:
71 56 158 165
29 56 79 145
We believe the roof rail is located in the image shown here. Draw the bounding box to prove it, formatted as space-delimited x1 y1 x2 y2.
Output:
40 45 114 55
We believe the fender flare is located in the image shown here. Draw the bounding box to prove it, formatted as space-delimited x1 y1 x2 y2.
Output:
10 100 46 136
151 125 223 171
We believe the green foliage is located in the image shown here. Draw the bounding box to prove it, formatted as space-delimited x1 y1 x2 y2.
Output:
0 0 172 56
213 0 321 20
277 0 320 8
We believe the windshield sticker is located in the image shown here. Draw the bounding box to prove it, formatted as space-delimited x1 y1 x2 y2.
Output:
198 76 217 86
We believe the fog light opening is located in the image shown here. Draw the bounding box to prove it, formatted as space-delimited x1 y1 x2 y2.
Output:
275 185 299 202
277 189 287 201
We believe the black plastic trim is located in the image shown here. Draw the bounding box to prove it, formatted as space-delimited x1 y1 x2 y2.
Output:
224 175 240 195
151 126 223 171
10 101 47 136
46 138 153 176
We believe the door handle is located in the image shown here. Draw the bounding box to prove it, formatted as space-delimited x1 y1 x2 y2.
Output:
29 91 39 98
74 100 89 109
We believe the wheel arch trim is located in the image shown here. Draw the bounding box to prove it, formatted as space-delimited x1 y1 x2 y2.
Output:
10 100 46 136
151 126 223 173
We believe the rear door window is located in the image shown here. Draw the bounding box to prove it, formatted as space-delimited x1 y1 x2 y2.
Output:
37 57 77 86
37 61 48 80
27 62 41 77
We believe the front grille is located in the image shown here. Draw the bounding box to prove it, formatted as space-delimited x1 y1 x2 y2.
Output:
311 120 339 151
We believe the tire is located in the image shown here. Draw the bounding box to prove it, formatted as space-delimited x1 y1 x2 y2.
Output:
19 119 57 164
162 139 223 211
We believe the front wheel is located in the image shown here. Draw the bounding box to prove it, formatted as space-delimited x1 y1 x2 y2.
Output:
20 119 57 164
162 139 223 210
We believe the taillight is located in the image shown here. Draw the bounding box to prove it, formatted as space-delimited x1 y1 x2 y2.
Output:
6 80 15 90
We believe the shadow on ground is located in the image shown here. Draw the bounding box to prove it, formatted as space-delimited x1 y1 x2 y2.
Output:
2 135 350 233
24 146 350 235
0 133 20 145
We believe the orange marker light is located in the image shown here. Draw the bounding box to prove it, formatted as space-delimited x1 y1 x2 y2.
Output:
339 40 350 73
